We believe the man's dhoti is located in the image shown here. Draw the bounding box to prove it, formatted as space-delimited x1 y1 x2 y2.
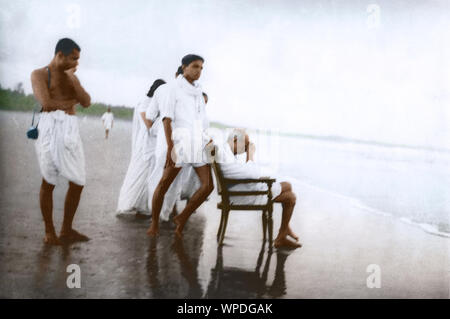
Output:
34 110 86 186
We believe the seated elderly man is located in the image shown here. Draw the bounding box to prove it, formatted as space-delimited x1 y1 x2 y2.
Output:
216 129 301 249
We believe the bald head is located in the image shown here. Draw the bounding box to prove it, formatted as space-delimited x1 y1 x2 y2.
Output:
228 129 249 155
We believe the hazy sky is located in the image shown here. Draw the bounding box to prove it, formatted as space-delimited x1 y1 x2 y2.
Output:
1 0 449 149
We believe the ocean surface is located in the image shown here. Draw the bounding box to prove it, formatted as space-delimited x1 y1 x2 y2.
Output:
253 133 450 237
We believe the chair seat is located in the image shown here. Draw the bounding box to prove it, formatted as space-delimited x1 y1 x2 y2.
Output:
217 202 269 211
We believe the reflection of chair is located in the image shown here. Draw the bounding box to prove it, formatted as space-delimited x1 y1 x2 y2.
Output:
205 242 289 298
212 160 276 245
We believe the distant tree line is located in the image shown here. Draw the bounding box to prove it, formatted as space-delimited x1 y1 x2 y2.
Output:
0 82 134 119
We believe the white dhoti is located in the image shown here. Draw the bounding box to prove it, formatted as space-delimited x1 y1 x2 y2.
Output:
34 110 86 186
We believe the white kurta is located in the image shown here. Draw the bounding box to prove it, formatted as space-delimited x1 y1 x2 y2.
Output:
217 142 282 205
34 110 85 186
160 75 210 168
101 112 114 130
116 98 156 213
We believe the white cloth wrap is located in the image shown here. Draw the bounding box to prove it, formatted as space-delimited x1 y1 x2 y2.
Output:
34 110 86 186
117 100 156 212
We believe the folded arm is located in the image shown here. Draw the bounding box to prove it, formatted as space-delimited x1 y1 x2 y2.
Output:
66 70 91 107
30 70 77 112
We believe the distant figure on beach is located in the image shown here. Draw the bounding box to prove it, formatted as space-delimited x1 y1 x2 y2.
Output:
218 129 302 249
30 38 91 245
147 54 213 238
116 79 166 216
101 107 114 139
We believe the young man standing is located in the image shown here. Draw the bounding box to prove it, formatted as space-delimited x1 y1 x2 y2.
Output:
147 54 214 238
31 38 91 245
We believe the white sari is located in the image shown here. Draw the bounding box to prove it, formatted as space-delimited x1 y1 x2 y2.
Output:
116 98 156 213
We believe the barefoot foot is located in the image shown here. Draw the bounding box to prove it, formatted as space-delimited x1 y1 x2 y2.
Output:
287 226 299 241
173 214 188 238
59 229 90 243
146 225 159 237
274 237 302 249
43 232 61 245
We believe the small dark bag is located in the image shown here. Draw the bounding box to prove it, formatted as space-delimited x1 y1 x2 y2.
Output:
26 110 39 139
27 67 50 140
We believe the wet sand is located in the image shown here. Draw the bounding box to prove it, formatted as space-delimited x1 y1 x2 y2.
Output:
0 110 449 298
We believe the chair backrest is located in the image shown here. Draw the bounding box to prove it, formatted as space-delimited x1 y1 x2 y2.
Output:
212 160 224 195
209 142 232 205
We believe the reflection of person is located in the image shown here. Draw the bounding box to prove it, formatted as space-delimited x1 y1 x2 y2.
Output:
146 213 206 298
147 54 214 238
219 129 302 249
101 107 114 139
30 38 91 245
172 238 203 298
116 80 166 215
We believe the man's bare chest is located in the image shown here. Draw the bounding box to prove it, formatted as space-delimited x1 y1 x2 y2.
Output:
48 73 76 100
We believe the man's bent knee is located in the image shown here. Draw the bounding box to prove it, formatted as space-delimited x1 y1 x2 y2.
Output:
288 192 296 205
281 182 292 192
199 183 213 196
206 180 214 195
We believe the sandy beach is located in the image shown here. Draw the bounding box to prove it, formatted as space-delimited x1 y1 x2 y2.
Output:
0 110 448 299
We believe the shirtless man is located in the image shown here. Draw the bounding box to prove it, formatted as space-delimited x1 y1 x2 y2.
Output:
31 38 91 245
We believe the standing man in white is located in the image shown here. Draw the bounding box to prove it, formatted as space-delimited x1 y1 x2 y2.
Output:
101 107 114 139
147 54 214 238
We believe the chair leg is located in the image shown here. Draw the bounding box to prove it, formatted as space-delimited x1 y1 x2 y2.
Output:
219 210 229 246
262 210 267 241
217 211 225 242
268 209 274 246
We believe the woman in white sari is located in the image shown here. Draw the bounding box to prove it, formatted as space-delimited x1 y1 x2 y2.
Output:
116 80 166 215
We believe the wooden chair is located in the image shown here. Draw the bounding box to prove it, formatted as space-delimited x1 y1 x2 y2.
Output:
211 160 276 246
